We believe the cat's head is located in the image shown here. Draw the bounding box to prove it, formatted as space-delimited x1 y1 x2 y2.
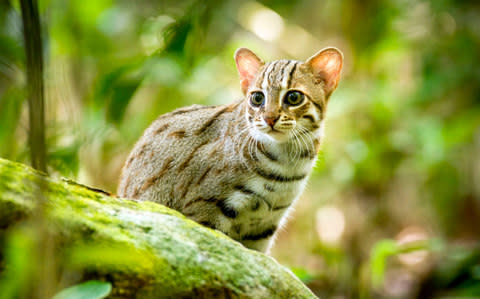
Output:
234 47 343 143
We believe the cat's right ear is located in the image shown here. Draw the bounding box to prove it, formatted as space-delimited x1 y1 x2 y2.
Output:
234 48 264 94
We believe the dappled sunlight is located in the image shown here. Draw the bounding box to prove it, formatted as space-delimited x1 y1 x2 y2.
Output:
396 226 429 266
244 3 284 42
315 205 345 245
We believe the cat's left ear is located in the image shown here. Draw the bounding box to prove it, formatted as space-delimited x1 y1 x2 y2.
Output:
234 48 264 94
306 47 343 98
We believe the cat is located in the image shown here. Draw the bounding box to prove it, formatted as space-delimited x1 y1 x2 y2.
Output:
118 47 343 252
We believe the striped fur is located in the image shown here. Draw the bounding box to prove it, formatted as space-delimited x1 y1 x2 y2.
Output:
118 47 343 252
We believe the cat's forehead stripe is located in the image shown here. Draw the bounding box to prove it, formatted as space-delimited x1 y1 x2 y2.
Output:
257 60 299 90
286 62 298 89
267 61 281 88
279 60 291 88
261 62 276 89
265 61 283 88
282 61 298 88
256 64 269 88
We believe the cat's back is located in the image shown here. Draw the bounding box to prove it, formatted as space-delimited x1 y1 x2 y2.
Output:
147 104 223 139
117 102 242 200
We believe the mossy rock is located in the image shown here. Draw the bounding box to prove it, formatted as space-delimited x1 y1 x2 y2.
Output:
0 158 316 298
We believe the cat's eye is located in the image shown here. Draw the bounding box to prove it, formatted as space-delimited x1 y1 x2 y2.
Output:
250 92 265 107
284 91 304 106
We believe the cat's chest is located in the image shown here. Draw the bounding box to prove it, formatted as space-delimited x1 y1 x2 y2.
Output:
239 141 315 210
217 174 309 250
216 146 314 239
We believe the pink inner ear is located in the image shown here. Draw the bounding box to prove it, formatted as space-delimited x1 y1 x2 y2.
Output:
238 59 259 80
235 48 263 93
308 48 343 95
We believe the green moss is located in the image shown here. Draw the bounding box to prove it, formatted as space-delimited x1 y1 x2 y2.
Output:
0 158 316 298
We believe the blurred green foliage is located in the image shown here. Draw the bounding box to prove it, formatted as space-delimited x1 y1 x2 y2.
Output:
1 0 479 298
0 227 36 298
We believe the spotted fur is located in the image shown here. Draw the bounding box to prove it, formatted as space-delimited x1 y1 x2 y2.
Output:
118 47 343 252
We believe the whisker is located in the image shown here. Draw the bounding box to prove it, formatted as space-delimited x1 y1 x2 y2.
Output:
291 129 302 163
298 126 316 161
295 129 306 165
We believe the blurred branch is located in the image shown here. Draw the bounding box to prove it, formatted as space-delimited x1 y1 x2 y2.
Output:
20 0 47 173
19 3 54 298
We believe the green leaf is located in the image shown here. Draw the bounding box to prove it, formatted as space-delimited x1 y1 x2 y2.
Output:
370 239 434 288
52 281 112 299
47 143 80 177
106 79 142 124
291 267 315 284
370 239 399 288
93 64 144 125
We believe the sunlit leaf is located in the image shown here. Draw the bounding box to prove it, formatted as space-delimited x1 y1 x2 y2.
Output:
370 239 435 288
65 242 155 273
52 280 112 299
291 267 314 284
370 239 398 288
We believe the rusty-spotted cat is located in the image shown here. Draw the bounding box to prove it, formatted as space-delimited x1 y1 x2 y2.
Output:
118 47 343 252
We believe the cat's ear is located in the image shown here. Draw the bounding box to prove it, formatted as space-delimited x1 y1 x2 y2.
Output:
306 47 343 98
234 48 264 94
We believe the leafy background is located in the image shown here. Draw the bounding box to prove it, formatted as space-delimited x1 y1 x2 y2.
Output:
1 0 479 298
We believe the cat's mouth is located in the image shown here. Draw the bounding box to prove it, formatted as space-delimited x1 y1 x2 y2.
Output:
258 126 284 134
252 124 294 142
259 127 292 142
267 127 282 133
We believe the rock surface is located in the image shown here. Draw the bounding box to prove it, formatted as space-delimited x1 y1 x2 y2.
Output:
0 158 316 298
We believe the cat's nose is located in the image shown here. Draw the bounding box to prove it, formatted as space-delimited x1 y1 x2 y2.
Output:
264 115 279 128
